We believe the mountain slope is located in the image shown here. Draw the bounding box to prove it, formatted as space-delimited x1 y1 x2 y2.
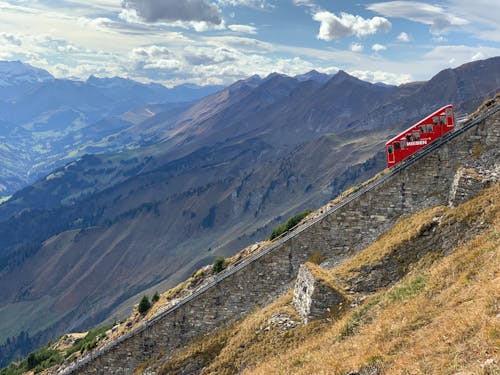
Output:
141 184 499 375
3 174 497 375
0 58 499 365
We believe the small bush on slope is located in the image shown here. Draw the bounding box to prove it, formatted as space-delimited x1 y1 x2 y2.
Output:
138 295 151 314
268 209 311 240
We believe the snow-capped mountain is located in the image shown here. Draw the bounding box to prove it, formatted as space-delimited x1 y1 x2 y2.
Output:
0 61 54 87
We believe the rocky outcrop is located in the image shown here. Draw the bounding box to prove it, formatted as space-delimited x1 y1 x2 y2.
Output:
293 263 347 323
448 166 498 207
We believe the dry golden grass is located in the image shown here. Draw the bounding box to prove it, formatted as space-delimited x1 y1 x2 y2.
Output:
244 191 499 374
156 291 328 375
151 184 499 375
304 262 347 296
332 205 447 282
201 294 332 375
245 230 499 374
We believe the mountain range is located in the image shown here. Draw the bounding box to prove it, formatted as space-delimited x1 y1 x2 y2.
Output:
0 56 499 366
0 61 223 196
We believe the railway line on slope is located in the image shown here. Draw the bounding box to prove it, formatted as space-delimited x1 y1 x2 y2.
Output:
58 103 500 374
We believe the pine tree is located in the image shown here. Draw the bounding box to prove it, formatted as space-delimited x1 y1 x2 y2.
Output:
138 295 151 314
152 291 160 303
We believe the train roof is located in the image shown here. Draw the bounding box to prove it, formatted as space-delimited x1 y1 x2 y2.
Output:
386 104 453 145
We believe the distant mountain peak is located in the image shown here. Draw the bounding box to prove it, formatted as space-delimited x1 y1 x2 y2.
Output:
264 72 288 81
0 60 54 87
86 75 138 88
332 70 352 79
295 70 331 84
325 70 372 87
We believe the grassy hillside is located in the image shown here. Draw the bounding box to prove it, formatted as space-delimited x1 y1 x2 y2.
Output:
145 183 499 375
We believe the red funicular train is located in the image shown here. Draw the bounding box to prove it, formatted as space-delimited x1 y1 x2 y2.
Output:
386 104 455 168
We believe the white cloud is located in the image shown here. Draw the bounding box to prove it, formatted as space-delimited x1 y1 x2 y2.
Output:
77 16 114 31
471 52 485 61
228 24 257 34
292 0 318 10
312 11 391 41
205 36 274 53
350 42 364 52
0 32 22 46
397 32 409 42
367 1 468 34
423 45 500 64
447 0 500 42
57 44 79 53
432 35 447 43
349 70 411 85
183 45 238 65
217 0 271 8
371 43 386 52
121 0 222 24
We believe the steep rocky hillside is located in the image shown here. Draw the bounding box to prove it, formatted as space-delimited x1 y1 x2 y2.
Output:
146 185 499 375
0 58 499 366
4 165 498 375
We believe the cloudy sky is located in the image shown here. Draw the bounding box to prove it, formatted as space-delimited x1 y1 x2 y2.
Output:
1 0 499 86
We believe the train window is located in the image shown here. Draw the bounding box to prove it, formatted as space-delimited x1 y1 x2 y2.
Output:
387 145 393 154
413 132 420 141
394 142 400 150
440 115 446 125
427 124 433 133
446 108 452 117
401 140 407 150
406 134 413 141
420 126 426 133
433 116 439 125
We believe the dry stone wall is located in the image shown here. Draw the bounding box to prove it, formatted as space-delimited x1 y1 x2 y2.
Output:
293 263 346 323
61 107 499 375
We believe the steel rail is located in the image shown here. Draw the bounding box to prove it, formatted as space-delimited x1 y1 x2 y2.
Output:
58 104 499 374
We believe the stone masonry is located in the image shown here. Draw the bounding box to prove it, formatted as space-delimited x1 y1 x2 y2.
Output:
57 106 499 374
448 166 496 207
293 263 346 323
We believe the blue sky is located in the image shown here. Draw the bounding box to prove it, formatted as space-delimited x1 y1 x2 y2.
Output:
0 0 499 86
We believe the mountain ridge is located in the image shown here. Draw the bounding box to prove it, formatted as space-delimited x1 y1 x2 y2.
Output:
0 60 223 195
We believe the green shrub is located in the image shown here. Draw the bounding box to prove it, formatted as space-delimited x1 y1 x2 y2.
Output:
0 347 63 375
268 209 312 240
152 291 160 303
65 323 113 357
138 295 151 314
212 257 225 273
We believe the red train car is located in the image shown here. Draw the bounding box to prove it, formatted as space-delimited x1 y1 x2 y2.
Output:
386 104 455 167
